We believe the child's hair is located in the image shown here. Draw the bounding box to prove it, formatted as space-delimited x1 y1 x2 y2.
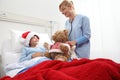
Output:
34 35 39 39
59 0 73 9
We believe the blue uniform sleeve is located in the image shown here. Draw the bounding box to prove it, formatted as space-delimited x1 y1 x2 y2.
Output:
76 36 88 44
76 16 91 45
19 47 32 62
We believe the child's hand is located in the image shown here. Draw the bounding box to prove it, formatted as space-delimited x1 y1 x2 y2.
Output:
31 52 44 58
44 42 49 50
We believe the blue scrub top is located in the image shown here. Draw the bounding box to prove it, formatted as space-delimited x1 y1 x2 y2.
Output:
65 14 91 58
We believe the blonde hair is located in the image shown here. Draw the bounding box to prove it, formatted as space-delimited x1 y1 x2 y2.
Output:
59 0 73 10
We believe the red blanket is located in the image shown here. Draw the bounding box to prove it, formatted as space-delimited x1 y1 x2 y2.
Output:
1 58 120 80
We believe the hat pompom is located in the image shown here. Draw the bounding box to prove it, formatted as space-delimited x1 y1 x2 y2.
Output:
22 31 30 39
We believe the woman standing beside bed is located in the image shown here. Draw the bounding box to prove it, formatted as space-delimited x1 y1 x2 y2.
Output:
59 0 91 58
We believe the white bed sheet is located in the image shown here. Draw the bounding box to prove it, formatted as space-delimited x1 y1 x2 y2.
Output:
6 68 25 77
5 57 51 77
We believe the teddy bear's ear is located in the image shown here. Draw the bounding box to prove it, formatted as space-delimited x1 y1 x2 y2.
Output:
64 29 68 35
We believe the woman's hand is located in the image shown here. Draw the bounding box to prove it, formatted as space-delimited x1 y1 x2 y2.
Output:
31 52 44 58
66 40 76 46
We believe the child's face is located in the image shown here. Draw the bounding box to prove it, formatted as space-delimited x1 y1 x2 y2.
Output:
29 35 39 47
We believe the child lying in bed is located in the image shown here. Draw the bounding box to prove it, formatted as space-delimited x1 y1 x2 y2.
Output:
19 31 51 63
5 31 51 77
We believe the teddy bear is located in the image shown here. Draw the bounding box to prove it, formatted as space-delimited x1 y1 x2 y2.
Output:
44 29 77 61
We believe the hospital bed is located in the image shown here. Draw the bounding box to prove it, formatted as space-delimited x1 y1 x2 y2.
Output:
1 31 120 80
0 12 120 80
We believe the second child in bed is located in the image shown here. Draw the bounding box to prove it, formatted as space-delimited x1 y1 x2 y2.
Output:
19 31 51 63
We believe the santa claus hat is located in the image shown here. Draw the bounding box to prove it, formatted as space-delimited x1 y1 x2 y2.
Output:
21 31 39 47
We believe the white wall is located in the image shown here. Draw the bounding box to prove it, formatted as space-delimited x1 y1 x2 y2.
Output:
0 0 120 63
0 0 66 27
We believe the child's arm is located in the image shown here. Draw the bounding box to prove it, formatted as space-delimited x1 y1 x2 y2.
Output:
31 52 44 58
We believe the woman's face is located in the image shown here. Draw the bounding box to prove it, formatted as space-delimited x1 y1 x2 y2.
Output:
60 5 73 18
29 35 39 47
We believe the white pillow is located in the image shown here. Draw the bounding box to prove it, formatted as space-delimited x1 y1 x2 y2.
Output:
10 29 52 53
10 29 24 53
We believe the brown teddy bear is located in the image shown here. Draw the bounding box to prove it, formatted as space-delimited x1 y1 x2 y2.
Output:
44 29 77 61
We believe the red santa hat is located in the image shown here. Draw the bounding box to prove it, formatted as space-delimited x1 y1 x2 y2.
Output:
21 31 39 47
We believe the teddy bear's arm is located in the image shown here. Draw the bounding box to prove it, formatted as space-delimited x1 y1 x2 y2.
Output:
59 44 69 53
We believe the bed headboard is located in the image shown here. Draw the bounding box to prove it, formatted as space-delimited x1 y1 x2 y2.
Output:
0 11 51 27
0 11 54 37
